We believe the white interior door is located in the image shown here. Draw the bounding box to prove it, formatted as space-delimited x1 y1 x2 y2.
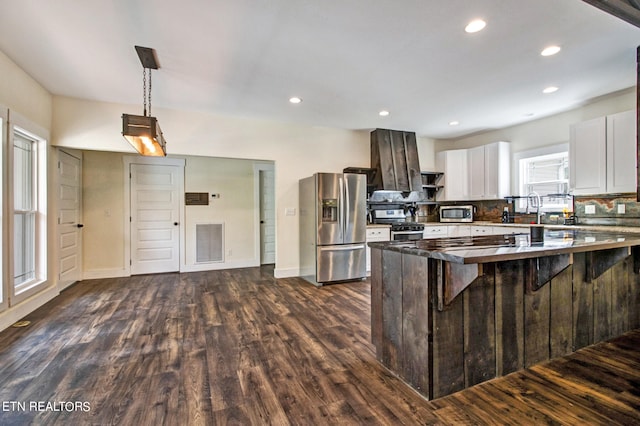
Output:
130 164 181 275
57 149 82 290
259 168 275 264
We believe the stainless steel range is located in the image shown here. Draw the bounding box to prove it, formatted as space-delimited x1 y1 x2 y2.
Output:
371 208 424 241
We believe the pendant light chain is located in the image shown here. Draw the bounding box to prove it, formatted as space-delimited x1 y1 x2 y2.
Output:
142 68 147 116
148 69 152 117
141 68 153 117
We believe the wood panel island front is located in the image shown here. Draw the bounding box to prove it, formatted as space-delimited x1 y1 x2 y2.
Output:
368 228 640 400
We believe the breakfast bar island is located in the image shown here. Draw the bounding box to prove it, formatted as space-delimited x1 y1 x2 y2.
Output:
368 228 640 400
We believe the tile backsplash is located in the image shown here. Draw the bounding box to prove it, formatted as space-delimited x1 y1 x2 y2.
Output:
424 193 640 227
573 193 640 226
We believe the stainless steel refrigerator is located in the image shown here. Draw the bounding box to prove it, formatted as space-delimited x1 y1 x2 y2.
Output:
299 173 367 285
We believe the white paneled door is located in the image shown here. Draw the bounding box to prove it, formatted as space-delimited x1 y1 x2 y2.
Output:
130 164 181 275
57 150 82 290
259 168 276 264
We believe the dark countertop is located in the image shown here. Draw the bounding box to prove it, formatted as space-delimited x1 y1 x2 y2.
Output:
368 228 640 264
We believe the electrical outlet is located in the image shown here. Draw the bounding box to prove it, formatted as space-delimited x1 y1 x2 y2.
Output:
285 207 296 216
618 204 626 214
585 205 596 215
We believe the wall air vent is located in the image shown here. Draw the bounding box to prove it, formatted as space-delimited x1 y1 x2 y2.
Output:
196 223 224 263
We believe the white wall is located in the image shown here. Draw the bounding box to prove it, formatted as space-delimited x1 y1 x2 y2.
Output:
417 136 437 171
82 151 126 277
81 151 263 277
182 156 259 271
434 87 635 154
0 50 52 130
0 50 59 332
52 95 372 277
432 88 636 195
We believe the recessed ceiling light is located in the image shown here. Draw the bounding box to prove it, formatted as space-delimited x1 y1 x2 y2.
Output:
543 86 559 94
289 97 302 104
541 45 561 56
465 19 486 33
449 121 460 126
379 110 390 117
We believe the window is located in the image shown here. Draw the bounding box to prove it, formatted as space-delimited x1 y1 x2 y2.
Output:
516 145 571 212
0 110 5 311
13 132 37 288
520 152 568 194
8 117 47 303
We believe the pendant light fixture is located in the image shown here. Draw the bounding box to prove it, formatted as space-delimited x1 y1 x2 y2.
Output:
122 46 167 156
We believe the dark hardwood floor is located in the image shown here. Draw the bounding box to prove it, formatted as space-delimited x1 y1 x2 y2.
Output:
0 266 638 425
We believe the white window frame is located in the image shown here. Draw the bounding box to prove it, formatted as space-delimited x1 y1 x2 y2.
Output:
514 144 571 213
6 111 48 305
0 107 6 312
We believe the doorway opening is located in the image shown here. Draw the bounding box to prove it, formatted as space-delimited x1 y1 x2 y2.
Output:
254 163 275 266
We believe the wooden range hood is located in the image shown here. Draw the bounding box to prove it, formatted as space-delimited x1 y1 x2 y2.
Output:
370 128 422 194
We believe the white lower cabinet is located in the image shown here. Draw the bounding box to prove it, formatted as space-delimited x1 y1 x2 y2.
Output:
470 225 492 236
423 225 448 239
451 224 530 236
492 226 529 235
366 227 390 275
447 225 471 237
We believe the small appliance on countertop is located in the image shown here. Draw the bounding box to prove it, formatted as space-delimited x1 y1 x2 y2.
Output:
439 205 474 223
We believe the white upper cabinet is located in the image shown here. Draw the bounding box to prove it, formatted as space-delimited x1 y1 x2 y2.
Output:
485 142 511 199
467 146 486 200
569 116 607 195
570 110 635 195
469 141 511 200
606 110 636 194
437 141 510 201
436 149 468 201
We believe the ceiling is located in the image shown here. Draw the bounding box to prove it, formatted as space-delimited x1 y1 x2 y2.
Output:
0 0 638 140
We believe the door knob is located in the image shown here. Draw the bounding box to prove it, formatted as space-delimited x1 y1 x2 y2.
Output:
174 222 179 226
77 224 84 228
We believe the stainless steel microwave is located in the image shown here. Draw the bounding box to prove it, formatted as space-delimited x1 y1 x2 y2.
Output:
440 205 474 223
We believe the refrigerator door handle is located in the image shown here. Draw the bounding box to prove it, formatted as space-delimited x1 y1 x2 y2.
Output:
319 244 365 251
339 176 344 238
344 176 350 231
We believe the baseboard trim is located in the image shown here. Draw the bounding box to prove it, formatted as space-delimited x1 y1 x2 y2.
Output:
83 268 130 280
0 286 59 333
82 263 300 279
274 267 300 278
180 259 260 273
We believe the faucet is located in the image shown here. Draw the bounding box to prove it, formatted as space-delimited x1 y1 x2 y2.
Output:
526 191 544 224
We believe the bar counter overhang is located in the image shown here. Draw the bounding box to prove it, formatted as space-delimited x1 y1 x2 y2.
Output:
368 228 640 399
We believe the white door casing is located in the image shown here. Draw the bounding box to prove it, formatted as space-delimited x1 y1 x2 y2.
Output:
57 150 82 290
130 163 181 275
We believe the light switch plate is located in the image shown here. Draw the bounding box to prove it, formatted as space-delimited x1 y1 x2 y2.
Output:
585 205 596 215
285 207 296 216
618 204 626 214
